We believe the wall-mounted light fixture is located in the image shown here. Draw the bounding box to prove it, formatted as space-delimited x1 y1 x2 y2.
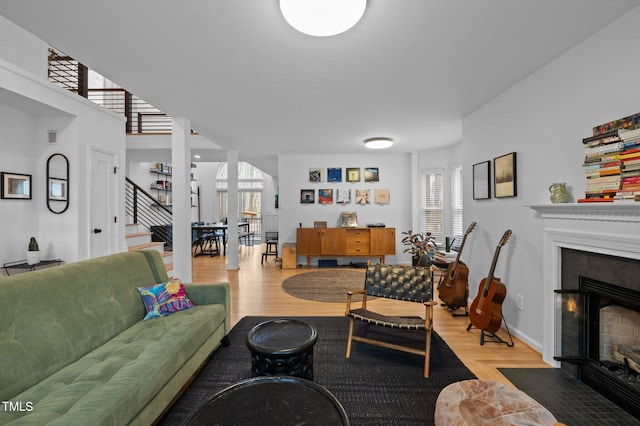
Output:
364 137 394 150
279 0 366 37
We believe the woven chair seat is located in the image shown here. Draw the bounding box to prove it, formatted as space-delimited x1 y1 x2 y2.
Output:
345 262 436 378
347 309 425 330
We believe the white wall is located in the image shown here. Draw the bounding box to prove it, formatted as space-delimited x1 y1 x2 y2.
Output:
278 153 412 265
0 15 46 77
0 21 126 275
463 7 640 352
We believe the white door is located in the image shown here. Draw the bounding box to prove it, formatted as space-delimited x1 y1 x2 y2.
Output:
90 148 116 258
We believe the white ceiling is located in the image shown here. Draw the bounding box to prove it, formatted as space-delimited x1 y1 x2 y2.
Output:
1 0 639 176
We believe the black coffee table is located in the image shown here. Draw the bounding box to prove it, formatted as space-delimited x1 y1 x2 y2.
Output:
246 319 318 380
185 376 349 425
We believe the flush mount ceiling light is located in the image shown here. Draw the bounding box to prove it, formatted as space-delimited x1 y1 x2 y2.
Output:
280 0 367 37
364 137 394 149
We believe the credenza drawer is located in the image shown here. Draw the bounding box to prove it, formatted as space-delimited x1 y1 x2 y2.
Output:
346 243 370 255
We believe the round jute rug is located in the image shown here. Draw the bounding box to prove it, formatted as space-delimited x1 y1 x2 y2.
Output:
281 269 366 303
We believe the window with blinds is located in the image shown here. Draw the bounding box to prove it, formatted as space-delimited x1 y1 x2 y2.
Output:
451 165 463 237
419 169 444 243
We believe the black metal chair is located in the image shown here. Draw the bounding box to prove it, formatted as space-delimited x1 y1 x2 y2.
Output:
345 262 436 378
261 231 279 264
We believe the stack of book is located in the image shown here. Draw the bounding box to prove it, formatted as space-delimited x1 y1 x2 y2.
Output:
434 250 457 264
580 129 624 202
617 129 640 202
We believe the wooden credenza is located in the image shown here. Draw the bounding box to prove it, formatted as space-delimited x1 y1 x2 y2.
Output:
296 227 396 267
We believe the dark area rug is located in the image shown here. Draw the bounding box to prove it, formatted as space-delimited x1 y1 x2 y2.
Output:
159 316 476 425
281 270 366 302
499 368 639 425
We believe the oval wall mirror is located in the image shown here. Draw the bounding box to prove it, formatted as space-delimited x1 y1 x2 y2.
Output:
46 153 69 214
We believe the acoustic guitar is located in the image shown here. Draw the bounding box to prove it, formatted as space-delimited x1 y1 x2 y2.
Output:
438 222 476 309
469 230 512 334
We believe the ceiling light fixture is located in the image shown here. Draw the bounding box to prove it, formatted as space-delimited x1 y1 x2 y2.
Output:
364 137 394 150
279 0 367 37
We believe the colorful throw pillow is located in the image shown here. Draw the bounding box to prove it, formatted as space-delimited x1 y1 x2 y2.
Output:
137 278 194 320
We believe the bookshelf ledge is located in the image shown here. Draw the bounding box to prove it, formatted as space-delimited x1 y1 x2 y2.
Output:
528 203 640 223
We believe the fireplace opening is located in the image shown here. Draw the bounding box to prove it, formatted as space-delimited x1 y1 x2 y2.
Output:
558 249 640 419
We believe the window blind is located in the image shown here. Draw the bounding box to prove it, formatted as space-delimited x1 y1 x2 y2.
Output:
451 165 463 237
419 169 444 243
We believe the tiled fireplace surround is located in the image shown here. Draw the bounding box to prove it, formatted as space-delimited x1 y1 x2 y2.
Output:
531 203 640 414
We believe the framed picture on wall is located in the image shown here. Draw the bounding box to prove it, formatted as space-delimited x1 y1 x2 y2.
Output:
494 152 517 198
472 161 491 200
375 189 390 204
346 168 360 182
356 189 370 204
327 167 342 182
318 189 333 204
309 168 323 183
364 167 379 182
48 178 68 201
336 189 351 204
300 189 315 203
1 172 32 199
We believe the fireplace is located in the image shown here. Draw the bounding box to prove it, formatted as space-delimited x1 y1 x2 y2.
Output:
556 248 640 417
531 203 640 419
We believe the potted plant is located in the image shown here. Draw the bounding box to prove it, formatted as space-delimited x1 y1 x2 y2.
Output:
401 229 436 266
26 236 41 265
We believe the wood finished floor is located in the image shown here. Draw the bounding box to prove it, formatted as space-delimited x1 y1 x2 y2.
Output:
190 244 551 384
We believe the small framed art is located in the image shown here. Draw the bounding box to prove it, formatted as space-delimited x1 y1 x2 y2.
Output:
336 189 351 204
1 172 32 199
364 167 379 182
494 152 517 198
309 168 323 183
356 189 370 204
375 189 390 204
318 189 333 204
473 161 491 200
48 178 68 201
341 211 358 227
327 167 342 182
300 189 315 203
346 168 360 182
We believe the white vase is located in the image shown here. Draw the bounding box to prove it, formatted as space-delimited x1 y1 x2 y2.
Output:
26 251 41 265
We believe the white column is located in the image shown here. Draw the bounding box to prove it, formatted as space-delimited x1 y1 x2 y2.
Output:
226 150 239 270
171 118 192 281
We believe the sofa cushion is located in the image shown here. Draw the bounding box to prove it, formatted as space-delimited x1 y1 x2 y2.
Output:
138 278 194 320
4 304 226 426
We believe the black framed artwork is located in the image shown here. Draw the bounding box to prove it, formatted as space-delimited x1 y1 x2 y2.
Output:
494 152 517 198
473 161 491 200
1 172 32 199
300 189 315 203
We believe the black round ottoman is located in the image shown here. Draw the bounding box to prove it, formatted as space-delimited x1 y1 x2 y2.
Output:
246 319 318 380
185 376 349 425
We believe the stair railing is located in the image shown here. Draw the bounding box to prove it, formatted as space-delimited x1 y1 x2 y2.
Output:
125 177 172 249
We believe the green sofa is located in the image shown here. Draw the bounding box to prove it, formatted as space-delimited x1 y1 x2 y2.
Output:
0 250 230 425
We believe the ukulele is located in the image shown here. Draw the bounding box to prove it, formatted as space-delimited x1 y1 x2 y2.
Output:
438 222 476 309
469 230 512 334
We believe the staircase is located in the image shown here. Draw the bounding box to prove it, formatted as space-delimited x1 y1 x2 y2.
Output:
125 177 174 276
126 223 173 275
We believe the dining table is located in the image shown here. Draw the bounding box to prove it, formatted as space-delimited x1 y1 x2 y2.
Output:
192 222 251 256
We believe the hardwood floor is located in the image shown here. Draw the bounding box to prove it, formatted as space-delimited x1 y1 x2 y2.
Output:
191 243 551 384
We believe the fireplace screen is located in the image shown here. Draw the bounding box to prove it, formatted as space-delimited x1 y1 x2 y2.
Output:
554 289 587 361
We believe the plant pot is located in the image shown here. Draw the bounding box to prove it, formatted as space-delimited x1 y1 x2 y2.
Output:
26 251 41 265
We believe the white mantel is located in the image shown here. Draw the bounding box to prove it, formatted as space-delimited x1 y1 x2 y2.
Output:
529 204 640 366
